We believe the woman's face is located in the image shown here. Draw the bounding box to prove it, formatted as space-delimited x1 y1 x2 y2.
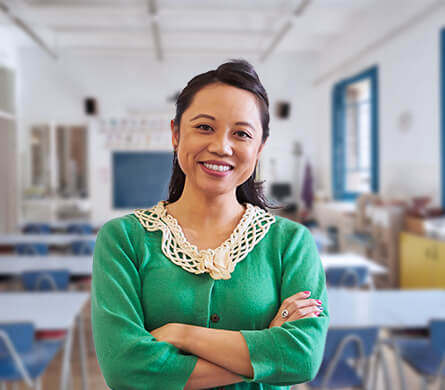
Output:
171 82 266 198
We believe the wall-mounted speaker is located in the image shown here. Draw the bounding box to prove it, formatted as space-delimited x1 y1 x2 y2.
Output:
84 97 97 115
276 101 290 119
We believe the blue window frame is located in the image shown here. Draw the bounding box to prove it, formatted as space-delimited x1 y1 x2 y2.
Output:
441 28 445 208
332 66 379 200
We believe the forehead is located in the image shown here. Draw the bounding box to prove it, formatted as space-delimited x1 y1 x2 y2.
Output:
184 83 262 124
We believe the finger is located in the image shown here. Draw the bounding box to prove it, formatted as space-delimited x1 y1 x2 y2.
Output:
285 310 321 322
281 299 322 319
298 305 322 317
283 291 311 306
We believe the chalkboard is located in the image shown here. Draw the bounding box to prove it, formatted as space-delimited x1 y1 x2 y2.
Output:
113 151 173 209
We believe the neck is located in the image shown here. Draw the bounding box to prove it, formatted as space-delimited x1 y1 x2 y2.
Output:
167 181 245 230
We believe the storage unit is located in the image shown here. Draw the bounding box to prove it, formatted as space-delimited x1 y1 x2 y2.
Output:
400 232 445 288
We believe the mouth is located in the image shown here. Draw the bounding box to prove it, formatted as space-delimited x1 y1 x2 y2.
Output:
198 161 234 172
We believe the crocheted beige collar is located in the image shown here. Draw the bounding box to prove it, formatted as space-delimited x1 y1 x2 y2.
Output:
134 200 276 280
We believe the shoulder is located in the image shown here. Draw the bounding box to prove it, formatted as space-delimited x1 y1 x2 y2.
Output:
268 215 311 242
97 214 144 243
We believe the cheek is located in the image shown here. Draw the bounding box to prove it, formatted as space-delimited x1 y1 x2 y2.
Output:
176 138 202 171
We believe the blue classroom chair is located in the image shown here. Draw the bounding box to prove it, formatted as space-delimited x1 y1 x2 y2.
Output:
15 243 49 256
71 240 95 255
382 320 445 390
21 270 70 292
21 270 70 340
22 223 51 234
66 223 93 234
325 266 371 288
308 327 380 389
0 322 63 389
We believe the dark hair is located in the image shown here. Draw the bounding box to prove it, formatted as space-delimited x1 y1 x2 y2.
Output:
167 59 275 210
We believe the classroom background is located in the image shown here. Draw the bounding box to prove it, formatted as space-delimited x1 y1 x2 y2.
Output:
0 0 445 389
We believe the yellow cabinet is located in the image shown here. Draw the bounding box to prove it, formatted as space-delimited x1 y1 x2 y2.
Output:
400 232 445 288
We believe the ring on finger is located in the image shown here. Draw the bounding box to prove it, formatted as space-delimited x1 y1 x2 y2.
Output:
281 309 289 318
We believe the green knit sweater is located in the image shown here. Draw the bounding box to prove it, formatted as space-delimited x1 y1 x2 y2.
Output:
91 210 329 390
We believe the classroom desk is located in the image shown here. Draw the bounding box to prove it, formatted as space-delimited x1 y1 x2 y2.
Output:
19 220 102 231
328 289 445 328
0 253 383 278
321 252 387 274
0 255 92 276
0 233 96 246
0 292 90 390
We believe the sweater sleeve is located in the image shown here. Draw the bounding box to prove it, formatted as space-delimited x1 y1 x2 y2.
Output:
240 222 329 385
91 216 198 390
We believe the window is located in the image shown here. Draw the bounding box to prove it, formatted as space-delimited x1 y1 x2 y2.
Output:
332 66 379 200
28 124 88 198
441 28 445 208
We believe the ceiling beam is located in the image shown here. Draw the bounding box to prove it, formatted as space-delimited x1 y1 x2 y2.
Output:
259 0 311 62
0 0 57 59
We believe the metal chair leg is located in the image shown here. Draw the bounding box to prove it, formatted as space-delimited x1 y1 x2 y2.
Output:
77 312 89 390
60 325 75 390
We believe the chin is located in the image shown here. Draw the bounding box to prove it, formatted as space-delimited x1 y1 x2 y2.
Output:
197 182 236 197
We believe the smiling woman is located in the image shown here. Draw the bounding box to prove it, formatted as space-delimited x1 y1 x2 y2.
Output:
92 59 329 390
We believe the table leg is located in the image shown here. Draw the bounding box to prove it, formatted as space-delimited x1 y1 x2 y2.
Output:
77 312 89 390
60 325 74 390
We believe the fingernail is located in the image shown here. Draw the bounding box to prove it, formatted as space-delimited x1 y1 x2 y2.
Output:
319 307 324 311
316 312 321 316
316 300 322 305
303 291 311 296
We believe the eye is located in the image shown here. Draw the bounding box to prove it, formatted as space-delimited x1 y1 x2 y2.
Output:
235 130 252 139
196 124 213 131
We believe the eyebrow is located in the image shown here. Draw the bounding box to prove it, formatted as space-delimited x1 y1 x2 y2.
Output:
190 114 257 133
190 114 215 121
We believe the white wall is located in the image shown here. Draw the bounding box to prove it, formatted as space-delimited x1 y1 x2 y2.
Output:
17 49 319 223
0 27 17 69
314 0 444 206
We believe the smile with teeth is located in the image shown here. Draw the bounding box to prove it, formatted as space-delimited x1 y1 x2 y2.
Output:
202 162 233 172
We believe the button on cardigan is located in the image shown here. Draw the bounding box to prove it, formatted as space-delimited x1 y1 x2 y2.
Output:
91 211 329 390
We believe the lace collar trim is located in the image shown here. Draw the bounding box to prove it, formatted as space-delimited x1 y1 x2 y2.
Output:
134 201 275 280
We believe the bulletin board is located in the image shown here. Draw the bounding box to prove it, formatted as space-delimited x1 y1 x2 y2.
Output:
112 151 173 209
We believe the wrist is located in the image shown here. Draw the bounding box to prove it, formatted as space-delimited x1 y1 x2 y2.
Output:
178 323 195 351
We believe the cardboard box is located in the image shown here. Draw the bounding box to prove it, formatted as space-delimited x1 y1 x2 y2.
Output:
404 216 425 235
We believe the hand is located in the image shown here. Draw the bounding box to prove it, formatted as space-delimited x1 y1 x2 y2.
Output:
268 291 323 328
151 323 188 350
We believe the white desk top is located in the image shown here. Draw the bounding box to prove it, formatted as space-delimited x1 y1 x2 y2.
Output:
0 292 89 330
0 234 96 245
328 289 445 328
321 252 387 274
0 255 92 275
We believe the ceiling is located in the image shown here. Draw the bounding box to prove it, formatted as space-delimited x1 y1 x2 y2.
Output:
0 0 379 60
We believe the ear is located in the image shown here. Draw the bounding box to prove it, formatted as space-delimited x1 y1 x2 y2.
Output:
257 138 267 158
171 119 179 150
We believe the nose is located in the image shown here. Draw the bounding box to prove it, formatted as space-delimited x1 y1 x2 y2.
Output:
207 132 233 156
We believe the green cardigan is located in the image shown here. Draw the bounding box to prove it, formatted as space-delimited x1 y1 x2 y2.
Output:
91 211 329 390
